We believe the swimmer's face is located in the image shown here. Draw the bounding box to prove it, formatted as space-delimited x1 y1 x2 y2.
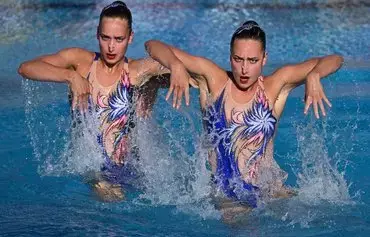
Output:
230 39 266 90
97 17 133 65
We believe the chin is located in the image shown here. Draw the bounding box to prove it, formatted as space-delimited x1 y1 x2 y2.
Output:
237 83 251 90
104 58 118 65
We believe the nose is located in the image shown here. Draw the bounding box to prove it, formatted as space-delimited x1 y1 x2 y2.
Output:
241 61 248 75
108 39 115 52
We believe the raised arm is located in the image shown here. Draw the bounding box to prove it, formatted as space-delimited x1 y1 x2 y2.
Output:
18 47 93 110
271 54 343 118
145 40 228 106
279 54 343 90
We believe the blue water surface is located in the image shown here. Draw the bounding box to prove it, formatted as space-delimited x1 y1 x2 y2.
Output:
1 0 370 236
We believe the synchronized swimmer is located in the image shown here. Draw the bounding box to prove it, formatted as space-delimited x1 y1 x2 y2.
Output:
18 1 343 221
146 20 343 218
18 1 190 201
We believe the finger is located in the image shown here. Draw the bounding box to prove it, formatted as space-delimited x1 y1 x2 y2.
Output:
185 84 190 106
304 96 312 114
172 86 179 108
176 89 183 109
166 84 174 101
82 94 89 114
78 96 85 115
313 100 319 119
322 94 332 108
80 94 88 114
72 96 77 111
318 99 326 117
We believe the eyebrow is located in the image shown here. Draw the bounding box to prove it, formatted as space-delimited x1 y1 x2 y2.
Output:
100 33 125 39
233 55 259 60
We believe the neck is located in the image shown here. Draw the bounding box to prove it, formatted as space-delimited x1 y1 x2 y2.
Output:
99 59 124 74
230 79 259 104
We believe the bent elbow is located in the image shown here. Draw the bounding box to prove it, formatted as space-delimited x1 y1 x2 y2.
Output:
336 55 344 66
145 40 163 52
18 63 27 77
331 54 344 70
144 40 156 52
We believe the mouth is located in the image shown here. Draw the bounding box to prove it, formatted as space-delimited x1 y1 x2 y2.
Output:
240 76 250 84
106 53 116 60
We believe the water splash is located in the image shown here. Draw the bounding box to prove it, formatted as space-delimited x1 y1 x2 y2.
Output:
294 118 351 204
22 79 218 218
56 112 105 175
22 79 104 177
134 107 219 219
260 117 354 229
21 77 355 223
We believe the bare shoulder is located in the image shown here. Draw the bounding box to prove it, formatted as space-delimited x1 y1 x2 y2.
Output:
58 48 95 76
128 57 169 85
127 57 145 69
127 58 142 83
263 65 294 92
265 65 292 82
128 57 160 68
263 67 294 118
61 47 95 65
262 67 290 104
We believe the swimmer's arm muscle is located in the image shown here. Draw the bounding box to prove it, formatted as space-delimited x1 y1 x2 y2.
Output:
272 54 343 118
145 40 226 95
18 48 91 84
18 48 93 111
145 40 202 107
130 57 170 86
278 54 344 92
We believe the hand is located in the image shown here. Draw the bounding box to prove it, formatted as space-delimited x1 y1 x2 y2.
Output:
68 70 91 113
304 72 332 118
166 63 191 109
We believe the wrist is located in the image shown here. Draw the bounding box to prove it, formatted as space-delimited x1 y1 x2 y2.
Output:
169 60 185 71
65 69 77 84
307 71 320 81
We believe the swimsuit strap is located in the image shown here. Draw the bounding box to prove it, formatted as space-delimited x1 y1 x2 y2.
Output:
123 57 130 76
86 52 100 81
211 78 230 105
121 56 131 86
256 75 273 108
94 52 100 61
257 75 265 90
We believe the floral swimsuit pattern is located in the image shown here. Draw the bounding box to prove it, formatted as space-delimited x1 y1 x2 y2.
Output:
95 67 133 158
86 53 136 184
204 76 277 207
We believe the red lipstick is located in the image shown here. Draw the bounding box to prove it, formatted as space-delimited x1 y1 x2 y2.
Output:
107 54 116 60
240 76 250 84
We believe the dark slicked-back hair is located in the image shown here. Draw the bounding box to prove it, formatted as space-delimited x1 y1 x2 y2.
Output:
98 1 132 33
230 20 266 52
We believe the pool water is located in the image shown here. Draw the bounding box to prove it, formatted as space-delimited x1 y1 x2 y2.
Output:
1 0 370 236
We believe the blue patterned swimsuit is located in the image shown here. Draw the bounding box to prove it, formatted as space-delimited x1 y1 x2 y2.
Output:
204 77 277 207
86 53 138 185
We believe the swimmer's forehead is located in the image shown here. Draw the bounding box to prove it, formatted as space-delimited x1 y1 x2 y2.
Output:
99 18 131 37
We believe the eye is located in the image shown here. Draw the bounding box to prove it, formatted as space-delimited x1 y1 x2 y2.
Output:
101 35 109 41
116 37 124 42
250 59 258 64
234 57 242 62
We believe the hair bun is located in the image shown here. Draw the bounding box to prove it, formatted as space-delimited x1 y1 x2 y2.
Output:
103 1 127 11
112 1 127 7
241 20 259 28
